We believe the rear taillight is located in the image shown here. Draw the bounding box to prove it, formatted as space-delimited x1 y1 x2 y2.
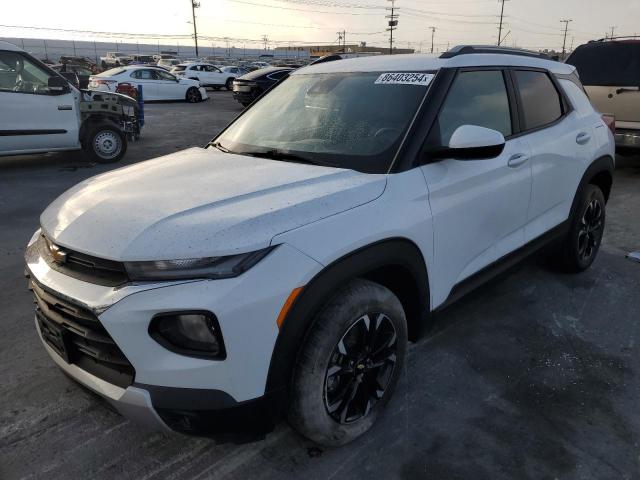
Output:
602 113 616 135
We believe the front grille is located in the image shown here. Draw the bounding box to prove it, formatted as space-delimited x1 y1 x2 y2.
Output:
37 234 128 287
30 279 135 388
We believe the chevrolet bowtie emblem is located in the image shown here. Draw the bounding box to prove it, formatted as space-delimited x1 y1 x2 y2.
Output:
48 241 68 264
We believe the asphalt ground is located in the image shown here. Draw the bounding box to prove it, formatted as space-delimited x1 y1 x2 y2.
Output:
1 91 639 480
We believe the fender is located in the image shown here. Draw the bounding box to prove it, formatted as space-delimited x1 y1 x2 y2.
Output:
571 155 614 215
264 238 430 413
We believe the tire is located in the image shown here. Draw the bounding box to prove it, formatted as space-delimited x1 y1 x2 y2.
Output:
186 87 202 103
557 184 606 272
82 123 127 164
288 278 407 446
225 78 234 90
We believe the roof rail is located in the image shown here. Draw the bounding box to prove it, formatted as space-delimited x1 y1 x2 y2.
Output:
589 35 640 43
440 45 550 60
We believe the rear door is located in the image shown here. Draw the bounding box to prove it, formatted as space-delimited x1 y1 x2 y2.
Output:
420 69 532 294
0 50 80 154
511 69 585 242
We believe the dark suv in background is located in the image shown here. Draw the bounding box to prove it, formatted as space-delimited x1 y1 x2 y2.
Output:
232 67 293 107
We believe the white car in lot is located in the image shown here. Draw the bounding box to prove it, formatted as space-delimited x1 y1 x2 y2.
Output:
171 63 239 90
26 47 615 446
88 66 207 102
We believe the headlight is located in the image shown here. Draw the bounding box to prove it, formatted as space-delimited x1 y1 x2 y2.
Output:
124 247 274 281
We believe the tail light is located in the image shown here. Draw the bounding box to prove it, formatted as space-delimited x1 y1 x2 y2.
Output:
602 114 615 135
90 78 117 86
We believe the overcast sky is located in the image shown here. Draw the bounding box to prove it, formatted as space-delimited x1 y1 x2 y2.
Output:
2 0 640 52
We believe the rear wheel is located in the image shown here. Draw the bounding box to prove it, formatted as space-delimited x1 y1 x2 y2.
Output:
288 279 407 446
186 87 202 103
82 123 127 163
557 184 606 272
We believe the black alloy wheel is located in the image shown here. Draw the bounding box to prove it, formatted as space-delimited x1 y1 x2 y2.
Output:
577 197 604 262
324 313 398 424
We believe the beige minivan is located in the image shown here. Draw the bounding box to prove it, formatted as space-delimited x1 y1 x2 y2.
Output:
567 39 640 153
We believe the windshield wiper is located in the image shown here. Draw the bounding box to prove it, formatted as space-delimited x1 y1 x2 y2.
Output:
210 141 230 153
240 148 320 166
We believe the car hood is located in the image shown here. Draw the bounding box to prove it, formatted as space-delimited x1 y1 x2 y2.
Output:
41 148 386 261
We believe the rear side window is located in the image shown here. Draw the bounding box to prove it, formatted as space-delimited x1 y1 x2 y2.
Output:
428 70 512 147
567 42 640 86
514 70 562 131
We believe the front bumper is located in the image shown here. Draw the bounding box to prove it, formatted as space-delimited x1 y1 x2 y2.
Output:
26 235 322 437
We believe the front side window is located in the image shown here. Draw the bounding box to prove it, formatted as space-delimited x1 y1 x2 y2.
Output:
514 70 563 131
215 71 431 173
0 51 56 94
155 70 177 81
428 70 512 148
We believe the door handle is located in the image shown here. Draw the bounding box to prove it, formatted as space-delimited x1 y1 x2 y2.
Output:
576 132 591 145
508 153 529 168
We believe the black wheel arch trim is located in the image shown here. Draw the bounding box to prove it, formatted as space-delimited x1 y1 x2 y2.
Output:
572 155 614 213
264 237 430 416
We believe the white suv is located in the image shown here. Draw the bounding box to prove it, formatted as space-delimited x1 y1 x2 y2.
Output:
25 46 615 446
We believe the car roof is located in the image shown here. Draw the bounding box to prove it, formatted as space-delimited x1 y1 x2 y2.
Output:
240 67 293 79
294 52 575 76
0 41 24 52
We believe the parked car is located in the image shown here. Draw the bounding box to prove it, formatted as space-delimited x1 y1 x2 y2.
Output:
171 63 238 90
88 66 207 102
100 52 132 69
51 63 92 89
59 55 97 72
566 38 640 153
251 61 271 69
0 41 140 163
232 67 293 106
157 58 182 70
24 46 615 445
129 54 156 65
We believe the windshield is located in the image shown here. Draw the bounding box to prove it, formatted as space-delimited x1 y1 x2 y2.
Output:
567 42 640 86
215 71 431 173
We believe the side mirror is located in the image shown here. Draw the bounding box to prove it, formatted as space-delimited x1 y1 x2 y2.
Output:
446 125 506 159
48 75 71 94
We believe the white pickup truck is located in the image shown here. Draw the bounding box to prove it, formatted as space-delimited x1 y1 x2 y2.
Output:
0 41 141 163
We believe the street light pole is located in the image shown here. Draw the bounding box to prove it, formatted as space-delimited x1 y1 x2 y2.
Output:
429 26 436 53
497 0 508 46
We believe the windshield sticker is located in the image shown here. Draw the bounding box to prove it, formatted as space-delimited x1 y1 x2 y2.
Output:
375 72 434 86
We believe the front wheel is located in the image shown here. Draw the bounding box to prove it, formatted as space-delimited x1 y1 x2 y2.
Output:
186 87 202 103
288 279 407 446
82 123 127 163
557 184 606 272
225 78 234 90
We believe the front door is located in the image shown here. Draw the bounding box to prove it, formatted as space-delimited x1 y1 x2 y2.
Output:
0 50 79 154
419 69 532 306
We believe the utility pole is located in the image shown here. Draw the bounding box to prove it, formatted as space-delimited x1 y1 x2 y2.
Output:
337 30 346 52
429 26 436 53
262 35 268 53
386 0 399 55
609 26 616 39
497 0 509 46
560 19 572 59
190 0 200 57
